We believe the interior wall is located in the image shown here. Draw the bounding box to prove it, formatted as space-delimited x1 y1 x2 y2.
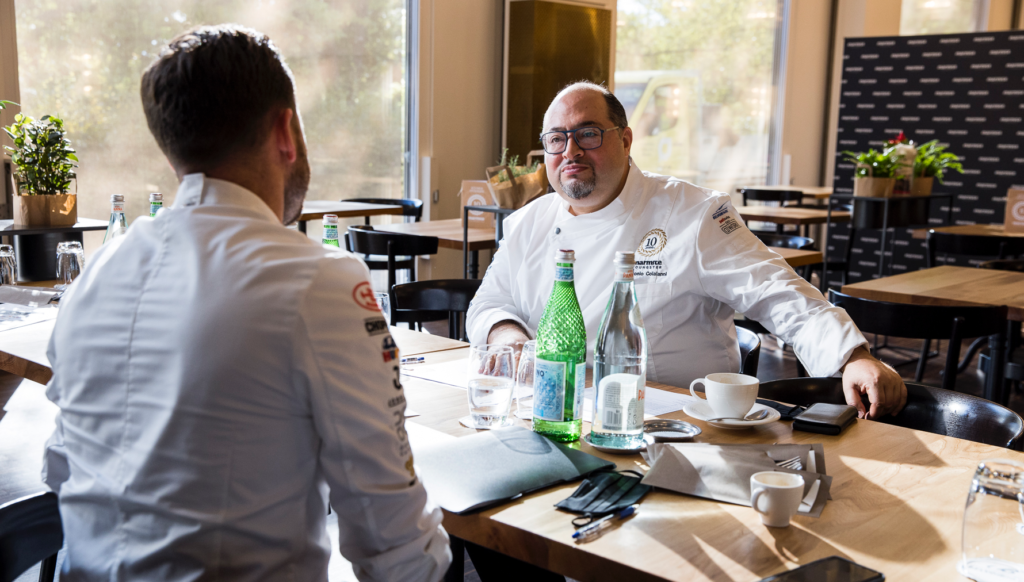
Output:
0 0 19 136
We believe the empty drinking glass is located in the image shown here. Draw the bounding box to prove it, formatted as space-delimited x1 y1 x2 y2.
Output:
515 340 537 420
0 245 16 285
466 344 515 429
56 241 85 290
374 292 391 323
959 459 1024 581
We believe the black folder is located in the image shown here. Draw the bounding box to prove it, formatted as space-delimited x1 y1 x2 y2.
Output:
412 426 615 514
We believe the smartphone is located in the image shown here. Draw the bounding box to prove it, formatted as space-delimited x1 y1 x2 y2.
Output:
760 556 884 582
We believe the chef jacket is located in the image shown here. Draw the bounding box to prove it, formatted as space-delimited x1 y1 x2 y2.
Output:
42 174 450 581
467 163 868 387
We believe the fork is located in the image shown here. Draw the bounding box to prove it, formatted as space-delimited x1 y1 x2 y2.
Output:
775 456 803 471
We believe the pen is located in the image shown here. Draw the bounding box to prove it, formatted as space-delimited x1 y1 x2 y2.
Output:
400 356 425 364
572 505 638 543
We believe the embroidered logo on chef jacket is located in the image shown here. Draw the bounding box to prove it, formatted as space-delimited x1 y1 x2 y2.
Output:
712 203 741 235
382 335 399 363
635 228 668 278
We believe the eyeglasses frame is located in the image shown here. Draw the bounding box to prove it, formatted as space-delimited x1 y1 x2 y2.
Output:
538 125 622 155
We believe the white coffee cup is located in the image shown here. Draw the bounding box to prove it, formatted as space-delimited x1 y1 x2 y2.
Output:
750 471 805 527
689 373 759 420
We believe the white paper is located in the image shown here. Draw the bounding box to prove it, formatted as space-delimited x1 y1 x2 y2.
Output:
0 303 58 333
400 358 469 389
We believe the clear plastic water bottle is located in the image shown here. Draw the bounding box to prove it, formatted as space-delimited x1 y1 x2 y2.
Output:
591 251 647 449
322 214 340 247
149 192 163 217
103 194 127 244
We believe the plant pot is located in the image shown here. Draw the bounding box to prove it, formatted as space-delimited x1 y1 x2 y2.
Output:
910 176 934 196
13 194 78 227
853 177 895 198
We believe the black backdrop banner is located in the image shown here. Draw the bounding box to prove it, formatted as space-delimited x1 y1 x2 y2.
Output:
829 30 1024 286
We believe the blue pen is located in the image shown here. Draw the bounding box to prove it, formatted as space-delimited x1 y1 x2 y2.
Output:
572 505 638 542
400 356 425 364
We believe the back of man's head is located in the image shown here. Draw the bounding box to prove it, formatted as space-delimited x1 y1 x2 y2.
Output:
141 24 296 172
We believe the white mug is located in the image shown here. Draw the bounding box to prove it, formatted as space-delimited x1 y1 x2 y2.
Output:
689 373 759 419
750 471 805 527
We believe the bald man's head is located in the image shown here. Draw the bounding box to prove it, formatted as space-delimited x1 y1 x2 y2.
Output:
542 82 629 134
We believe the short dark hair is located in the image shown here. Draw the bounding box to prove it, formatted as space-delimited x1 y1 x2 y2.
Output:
140 24 296 169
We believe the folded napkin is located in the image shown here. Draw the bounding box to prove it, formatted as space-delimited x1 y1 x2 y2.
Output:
641 443 832 518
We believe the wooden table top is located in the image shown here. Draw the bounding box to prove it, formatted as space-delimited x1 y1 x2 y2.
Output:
736 185 834 200
773 247 822 268
401 335 1020 582
841 265 1024 322
297 200 404 222
737 206 851 225
375 218 497 251
0 218 107 235
910 223 1024 240
390 326 469 355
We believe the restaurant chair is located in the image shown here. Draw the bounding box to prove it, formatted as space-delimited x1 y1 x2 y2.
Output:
734 318 807 377
392 279 482 341
926 230 1024 268
979 258 1024 272
739 188 804 235
828 290 1007 392
343 197 423 225
970 260 1024 391
736 326 761 378
758 377 1024 450
347 227 440 327
0 492 62 582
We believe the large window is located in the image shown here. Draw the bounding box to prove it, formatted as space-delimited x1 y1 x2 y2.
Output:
900 0 990 35
14 1 408 225
615 0 784 194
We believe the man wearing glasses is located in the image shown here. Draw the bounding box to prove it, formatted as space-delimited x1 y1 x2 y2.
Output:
467 82 906 419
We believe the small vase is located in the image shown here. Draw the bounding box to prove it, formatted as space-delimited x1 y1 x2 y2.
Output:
13 193 78 227
910 176 934 196
853 177 895 198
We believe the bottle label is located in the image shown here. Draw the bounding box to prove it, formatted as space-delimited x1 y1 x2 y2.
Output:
573 361 585 421
323 226 339 241
595 373 644 432
533 358 566 421
618 267 634 282
554 266 574 282
112 204 124 213
150 202 162 216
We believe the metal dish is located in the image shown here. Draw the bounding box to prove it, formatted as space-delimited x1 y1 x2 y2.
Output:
581 433 649 455
643 419 702 441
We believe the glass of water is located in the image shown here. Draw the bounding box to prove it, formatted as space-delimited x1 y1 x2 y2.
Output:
55 241 85 290
514 340 537 420
466 344 515 429
959 459 1024 581
0 245 16 285
374 292 391 323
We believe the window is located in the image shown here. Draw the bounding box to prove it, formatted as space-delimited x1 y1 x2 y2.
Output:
900 0 989 35
615 0 786 193
14 1 408 226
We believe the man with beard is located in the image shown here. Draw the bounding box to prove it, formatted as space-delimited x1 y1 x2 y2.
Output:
468 82 906 420
41 25 450 581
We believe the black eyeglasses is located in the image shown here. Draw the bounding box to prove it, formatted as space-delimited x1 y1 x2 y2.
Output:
539 126 620 155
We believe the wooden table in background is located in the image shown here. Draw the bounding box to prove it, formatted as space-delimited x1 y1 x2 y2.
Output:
736 185 834 200
736 205 850 225
296 201 404 233
773 247 822 268
910 223 1024 240
376 218 497 278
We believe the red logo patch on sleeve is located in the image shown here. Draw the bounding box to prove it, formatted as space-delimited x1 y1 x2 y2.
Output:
352 281 380 311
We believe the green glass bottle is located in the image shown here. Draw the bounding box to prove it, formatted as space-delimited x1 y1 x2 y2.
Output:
149 192 163 217
533 249 587 442
322 214 340 247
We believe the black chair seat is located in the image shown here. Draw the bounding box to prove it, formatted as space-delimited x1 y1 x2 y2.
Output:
927 230 1024 268
754 233 815 250
392 279 483 341
980 259 1024 272
759 377 1024 449
736 326 761 377
0 492 62 582
344 197 423 225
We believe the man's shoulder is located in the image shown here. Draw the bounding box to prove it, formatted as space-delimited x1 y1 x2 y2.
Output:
638 170 730 216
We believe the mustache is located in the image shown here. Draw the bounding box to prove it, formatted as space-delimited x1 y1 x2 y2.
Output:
559 160 594 173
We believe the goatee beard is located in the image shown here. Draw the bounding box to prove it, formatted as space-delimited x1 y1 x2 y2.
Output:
560 167 596 200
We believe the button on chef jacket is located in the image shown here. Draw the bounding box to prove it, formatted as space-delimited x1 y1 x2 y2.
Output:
467 163 868 387
42 174 450 581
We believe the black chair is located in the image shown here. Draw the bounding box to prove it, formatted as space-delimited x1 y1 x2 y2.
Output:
347 227 440 326
0 492 62 582
736 326 761 378
828 290 1007 392
734 318 808 377
392 279 482 341
344 197 423 225
754 233 815 250
976 258 1024 395
926 230 1024 268
740 188 805 234
758 377 1024 450
980 258 1024 272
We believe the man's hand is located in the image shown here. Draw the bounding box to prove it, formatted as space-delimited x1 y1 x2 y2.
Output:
487 320 531 371
840 346 907 419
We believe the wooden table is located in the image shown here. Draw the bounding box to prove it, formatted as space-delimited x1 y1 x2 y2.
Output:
376 218 497 278
736 206 850 226
296 201 404 233
910 223 1024 240
773 247 822 268
400 334 1022 582
736 185 834 200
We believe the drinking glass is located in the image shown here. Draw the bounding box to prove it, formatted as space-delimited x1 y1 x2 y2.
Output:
374 292 391 323
515 340 537 420
0 245 16 285
466 344 515 429
959 459 1024 581
55 241 85 290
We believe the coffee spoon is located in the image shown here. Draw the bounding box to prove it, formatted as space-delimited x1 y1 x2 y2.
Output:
707 409 770 423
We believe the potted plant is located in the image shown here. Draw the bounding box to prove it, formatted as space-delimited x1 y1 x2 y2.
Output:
912 140 963 196
3 112 78 226
843 147 903 198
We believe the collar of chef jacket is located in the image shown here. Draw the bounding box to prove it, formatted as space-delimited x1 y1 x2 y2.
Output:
551 163 646 241
174 173 280 224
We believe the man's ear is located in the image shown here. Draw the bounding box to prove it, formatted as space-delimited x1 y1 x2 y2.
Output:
273 108 297 164
621 126 633 156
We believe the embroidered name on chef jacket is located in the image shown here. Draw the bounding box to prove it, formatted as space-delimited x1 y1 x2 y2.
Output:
635 228 668 278
712 203 741 235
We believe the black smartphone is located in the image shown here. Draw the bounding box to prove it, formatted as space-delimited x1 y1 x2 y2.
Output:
760 556 884 582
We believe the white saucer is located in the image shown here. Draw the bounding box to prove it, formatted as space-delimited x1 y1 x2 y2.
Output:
682 401 780 430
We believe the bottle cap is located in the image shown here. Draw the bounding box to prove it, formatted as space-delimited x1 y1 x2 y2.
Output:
324 214 339 225
614 251 635 266
149 192 162 202
111 194 124 203
555 249 575 262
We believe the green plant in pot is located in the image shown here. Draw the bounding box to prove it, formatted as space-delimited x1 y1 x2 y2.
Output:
3 113 79 226
911 140 963 196
842 147 904 198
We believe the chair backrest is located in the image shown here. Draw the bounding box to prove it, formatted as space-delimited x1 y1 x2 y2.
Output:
344 197 424 221
347 226 439 291
828 290 1007 391
736 326 761 378
927 230 1024 268
740 189 803 206
758 377 1024 449
392 279 483 340
0 492 62 582
754 233 815 250
979 258 1024 272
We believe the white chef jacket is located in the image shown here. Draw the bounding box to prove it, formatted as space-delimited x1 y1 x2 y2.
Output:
467 163 868 387
42 174 450 582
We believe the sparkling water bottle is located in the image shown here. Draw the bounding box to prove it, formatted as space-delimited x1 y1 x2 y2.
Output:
103 194 127 244
591 252 647 449
149 192 163 217
322 214 340 247
533 249 586 442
